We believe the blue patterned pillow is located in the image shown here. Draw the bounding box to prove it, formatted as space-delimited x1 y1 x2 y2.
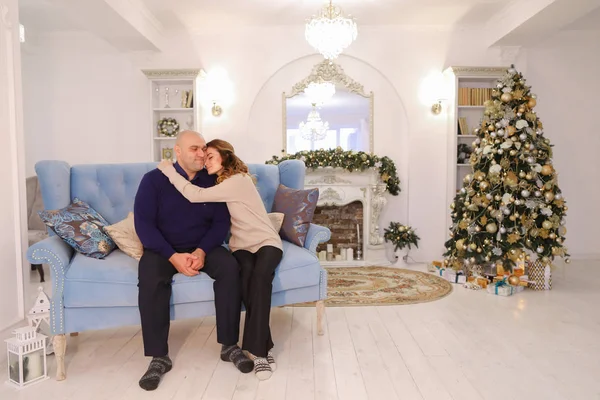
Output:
272 185 319 247
38 198 116 259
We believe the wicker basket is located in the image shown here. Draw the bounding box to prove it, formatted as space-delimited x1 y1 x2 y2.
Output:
526 260 552 290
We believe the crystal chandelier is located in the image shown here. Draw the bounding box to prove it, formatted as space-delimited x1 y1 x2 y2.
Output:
304 80 336 106
305 0 358 60
299 105 329 141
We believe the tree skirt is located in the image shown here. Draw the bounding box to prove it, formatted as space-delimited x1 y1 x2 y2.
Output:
296 266 453 307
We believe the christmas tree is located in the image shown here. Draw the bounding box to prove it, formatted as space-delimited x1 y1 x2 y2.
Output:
444 65 569 271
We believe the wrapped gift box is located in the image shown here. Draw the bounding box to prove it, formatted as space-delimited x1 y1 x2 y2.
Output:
444 270 467 284
527 261 552 290
467 276 490 288
487 281 525 296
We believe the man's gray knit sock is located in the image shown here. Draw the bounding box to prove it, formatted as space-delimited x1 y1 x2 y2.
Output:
139 356 172 391
221 344 254 373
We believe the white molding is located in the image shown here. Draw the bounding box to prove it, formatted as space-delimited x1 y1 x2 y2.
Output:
1 0 26 326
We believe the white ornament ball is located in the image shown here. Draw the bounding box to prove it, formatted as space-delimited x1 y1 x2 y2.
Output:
491 132 497 138
495 122 502 128
503 208 511 215
498 149 503 155
500 227 506 234
537 246 544 253
555 193 562 200
521 190 530 197
527 157 535 164
520 133 527 141
486 194 493 200
517 113 522 117
535 190 542 197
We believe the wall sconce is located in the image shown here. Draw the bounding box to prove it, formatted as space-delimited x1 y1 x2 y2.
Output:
211 102 222 117
199 67 233 118
420 70 449 116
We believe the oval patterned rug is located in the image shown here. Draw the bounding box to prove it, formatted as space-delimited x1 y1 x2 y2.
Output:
298 266 453 307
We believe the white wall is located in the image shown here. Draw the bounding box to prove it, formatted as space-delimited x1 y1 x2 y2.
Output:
21 31 150 177
0 0 26 331
526 30 600 259
24 24 595 262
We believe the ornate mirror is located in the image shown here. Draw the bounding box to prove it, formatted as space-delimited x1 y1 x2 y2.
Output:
283 60 374 154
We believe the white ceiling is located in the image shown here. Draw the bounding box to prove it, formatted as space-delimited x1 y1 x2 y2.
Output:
17 0 600 51
140 0 512 32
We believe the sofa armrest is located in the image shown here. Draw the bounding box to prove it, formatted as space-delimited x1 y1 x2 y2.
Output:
27 235 74 334
304 223 331 254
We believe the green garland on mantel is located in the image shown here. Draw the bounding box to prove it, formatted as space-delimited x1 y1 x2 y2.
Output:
265 148 401 195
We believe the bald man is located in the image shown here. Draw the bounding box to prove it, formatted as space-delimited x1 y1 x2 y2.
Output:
134 131 252 391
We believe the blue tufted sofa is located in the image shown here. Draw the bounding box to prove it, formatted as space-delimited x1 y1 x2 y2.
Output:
27 159 330 380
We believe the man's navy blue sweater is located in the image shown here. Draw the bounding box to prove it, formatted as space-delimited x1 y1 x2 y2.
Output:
133 163 230 260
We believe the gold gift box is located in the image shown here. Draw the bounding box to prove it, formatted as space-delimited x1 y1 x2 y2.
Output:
467 276 489 288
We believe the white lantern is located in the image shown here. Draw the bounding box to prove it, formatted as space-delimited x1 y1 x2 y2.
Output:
27 287 50 330
5 326 48 387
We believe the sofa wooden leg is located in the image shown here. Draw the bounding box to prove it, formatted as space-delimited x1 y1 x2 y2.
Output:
69 332 79 337
53 334 67 381
316 300 325 336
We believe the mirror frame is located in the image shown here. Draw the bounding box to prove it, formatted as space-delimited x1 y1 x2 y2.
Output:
282 60 374 154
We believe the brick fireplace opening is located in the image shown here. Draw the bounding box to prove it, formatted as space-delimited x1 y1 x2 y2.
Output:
313 200 363 254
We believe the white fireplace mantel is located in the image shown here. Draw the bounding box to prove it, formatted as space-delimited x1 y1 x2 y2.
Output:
305 167 390 266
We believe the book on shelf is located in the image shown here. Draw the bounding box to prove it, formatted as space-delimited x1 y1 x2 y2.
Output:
458 87 493 106
457 117 469 135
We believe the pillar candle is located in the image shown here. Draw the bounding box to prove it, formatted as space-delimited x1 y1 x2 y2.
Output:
335 254 342 261
326 244 333 253
318 251 326 261
340 248 346 261
347 248 354 261
356 224 361 243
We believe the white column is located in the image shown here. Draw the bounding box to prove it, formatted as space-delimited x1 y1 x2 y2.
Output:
0 0 27 330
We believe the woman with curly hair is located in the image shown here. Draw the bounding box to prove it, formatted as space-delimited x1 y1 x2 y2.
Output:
158 139 282 381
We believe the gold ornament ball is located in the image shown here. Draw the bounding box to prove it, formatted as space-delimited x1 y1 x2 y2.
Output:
565 258 571 264
526 173 533 180
549 233 556 239
507 126 516 136
526 255 531 261
542 220 553 230
564 205 569 211
456 239 465 250
519 171 526 178
545 192 555 202
541 164 553 175
558 226 567 236
510 150 517 156
509 215 516 221
495 195 502 201
486 223 498 233
528 98 537 108
518 106 526 113
501 93 513 102
508 275 521 286
469 243 477 250
488 125 496 132
480 181 490 190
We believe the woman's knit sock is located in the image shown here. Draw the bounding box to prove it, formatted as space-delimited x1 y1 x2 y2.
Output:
252 356 273 381
221 344 254 373
139 355 172 391
267 349 277 372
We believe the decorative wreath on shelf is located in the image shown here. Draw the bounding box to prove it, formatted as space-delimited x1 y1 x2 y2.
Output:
157 117 180 137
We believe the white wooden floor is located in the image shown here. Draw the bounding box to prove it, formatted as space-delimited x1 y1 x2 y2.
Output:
1 260 599 400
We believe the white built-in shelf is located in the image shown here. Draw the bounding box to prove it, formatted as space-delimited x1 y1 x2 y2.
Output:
444 65 507 234
143 68 202 162
153 108 193 112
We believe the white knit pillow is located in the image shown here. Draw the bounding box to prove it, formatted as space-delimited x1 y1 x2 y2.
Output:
104 212 143 261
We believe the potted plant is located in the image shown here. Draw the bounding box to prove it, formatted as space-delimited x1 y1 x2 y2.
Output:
384 222 420 264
